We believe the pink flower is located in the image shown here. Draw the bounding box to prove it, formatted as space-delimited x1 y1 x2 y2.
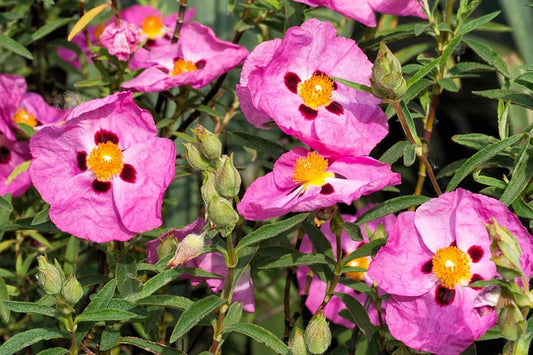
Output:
237 147 400 221
0 134 31 197
121 22 249 92
294 0 426 27
297 211 396 327
146 218 255 312
29 92 176 242
367 189 533 354
236 19 388 157
99 19 140 61
0 74 69 141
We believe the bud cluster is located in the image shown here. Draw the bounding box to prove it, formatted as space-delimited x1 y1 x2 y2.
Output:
36 255 84 307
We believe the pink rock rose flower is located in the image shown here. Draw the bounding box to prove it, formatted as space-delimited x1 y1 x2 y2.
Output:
122 22 249 92
0 134 31 197
236 19 388 157
367 188 533 354
297 211 396 327
146 218 255 312
99 19 140 61
237 147 400 220
294 0 426 27
29 92 176 242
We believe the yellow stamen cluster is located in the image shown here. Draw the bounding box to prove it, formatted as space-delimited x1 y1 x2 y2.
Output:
171 59 198 76
87 142 124 181
432 246 471 289
345 257 370 281
298 73 334 109
13 108 38 127
292 152 334 189
141 15 164 40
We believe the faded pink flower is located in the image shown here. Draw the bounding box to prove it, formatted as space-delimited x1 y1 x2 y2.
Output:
122 22 249 92
99 19 140 61
294 0 426 27
367 189 533 354
236 19 387 157
237 147 400 221
146 218 255 312
29 92 176 242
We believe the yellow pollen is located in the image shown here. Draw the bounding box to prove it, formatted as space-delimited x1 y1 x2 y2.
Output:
171 59 197 76
13 108 38 127
141 15 164 40
87 142 124 181
432 246 471 289
292 151 334 189
297 73 334 109
345 257 370 281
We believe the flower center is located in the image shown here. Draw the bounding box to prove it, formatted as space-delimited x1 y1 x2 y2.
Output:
345 257 370 281
141 15 164 40
171 59 197 76
87 141 124 181
13 108 37 127
292 151 334 189
432 246 471 289
298 73 334 109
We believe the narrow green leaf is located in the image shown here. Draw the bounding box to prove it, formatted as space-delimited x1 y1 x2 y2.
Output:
119 336 185 355
128 269 181 301
2 301 57 317
0 278 9 323
448 62 494 77
406 57 439 88
403 78 432 102
74 78 109 88
335 292 375 338
379 140 409 165
343 222 364 241
355 196 431 226
514 313 533 354
5 160 30 185
473 89 533 111
342 239 386 264
237 213 308 251
303 222 334 260
446 134 523 191
437 77 459 92
330 77 372 93
452 133 499 150
37 347 69 355
228 131 287 159
76 309 139 322
31 204 50 225
0 194 12 211
439 35 462 69
0 34 33 59
222 302 243 329
0 328 64 354
100 329 120 351
403 143 417 166
68 3 109 41
500 137 533 206
457 11 501 35
196 105 223 118
29 18 73 43
462 37 509 77
115 254 142 298
224 323 289 354
135 295 193 310
256 249 329 269
512 197 533 219
170 295 224 342
16 123 35 137
399 101 422 145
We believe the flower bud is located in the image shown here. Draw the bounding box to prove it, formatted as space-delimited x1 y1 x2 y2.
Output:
207 195 239 228
157 233 177 260
304 312 331 354
314 205 337 227
192 125 222 160
62 274 83 305
183 142 210 170
215 154 241 198
497 288 526 341
36 255 64 295
289 327 307 355
370 42 407 101
486 218 524 280
201 170 219 204
167 233 205 268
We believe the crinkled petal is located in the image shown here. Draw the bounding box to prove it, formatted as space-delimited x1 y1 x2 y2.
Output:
20 93 69 125
0 74 26 140
0 137 31 197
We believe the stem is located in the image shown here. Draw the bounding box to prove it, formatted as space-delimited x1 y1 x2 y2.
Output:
172 0 187 44
111 0 120 19
284 229 305 343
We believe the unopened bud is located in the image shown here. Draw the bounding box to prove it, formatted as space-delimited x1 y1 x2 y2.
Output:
201 170 219 204
304 312 331 354
486 218 524 280
215 154 241 198
62 274 83 305
36 255 64 295
289 327 307 355
207 195 239 228
183 142 210 170
497 289 526 341
157 234 177 260
370 42 406 101
167 233 205 268
193 125 222 160
314 205 337 227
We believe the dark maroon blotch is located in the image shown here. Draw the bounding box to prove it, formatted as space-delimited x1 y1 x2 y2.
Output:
284 72 301 94
332 81 338 90
92 180 111 193
450 241 457 247
195 59 206 69
326 101 344 115
320 183 334 195
298 104 318 120
146 39 156 47
120 164 136 183
94 129 119 145
435 285 455 306
470 274 483 290
77 151 87 171
468 245 484 263
0 146 10 164
313 70 326 77
421 259 433 274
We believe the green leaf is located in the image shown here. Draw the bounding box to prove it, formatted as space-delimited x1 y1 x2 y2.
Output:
0 34 33 60
115 254 142 298
2 301 57 317
224 323 289 354
379 140 409 165
452 133 499 150
499 137 533 206
403 143 417 167
473 89 533 111
68 3 109 41
437 77 459 92
100 329 120 351
355 196 431 226
119 336 185 355
16 123 35 137
74 77 109 88
457 11 501 35
406 57 439 88
335 292 375 338
37 348 69 355
128 269 182 301
222 302 243 330
256 248 329 269
403 78 432 102
303 222 334 259
196 105 223 118
343 222 363 241
228 131 287 159
0 278 9 323
342 239 387 264
514 315 533 355
170 295 224 342
462 37 509 77
31 204 50 225
330 76 372 93
5 160 30 185
446 134 523 191
0 194 12 211
398 101 422 145
0 328 64 354
135 295 193 310
448 61 494 77
439 34 462 70
512 197 533 219
29 18 73 44
236 213 308 251
76 309 139 322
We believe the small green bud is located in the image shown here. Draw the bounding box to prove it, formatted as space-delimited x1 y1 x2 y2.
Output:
289 327 307 355
304 312 331 354
157 234 177 260
167 233 205 268
370 42 407 101
215 154 241 199
62 274 83 305
486 218 524 280
36 255 64 295
207 195 239 228
183 142 210 170
201 170 219 204
192 125 222 160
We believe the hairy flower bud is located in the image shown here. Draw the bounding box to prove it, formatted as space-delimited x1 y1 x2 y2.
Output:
36 255 64 295
167 233 205 268
184 142 210 170
207 195 239 228
370 42 406 101
157 233 177 260
201 170 219 204
215 154 241 198
192 125 222 160
62 274 83 305
304 312 331 354
289 327 307 355
486 218 524 280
